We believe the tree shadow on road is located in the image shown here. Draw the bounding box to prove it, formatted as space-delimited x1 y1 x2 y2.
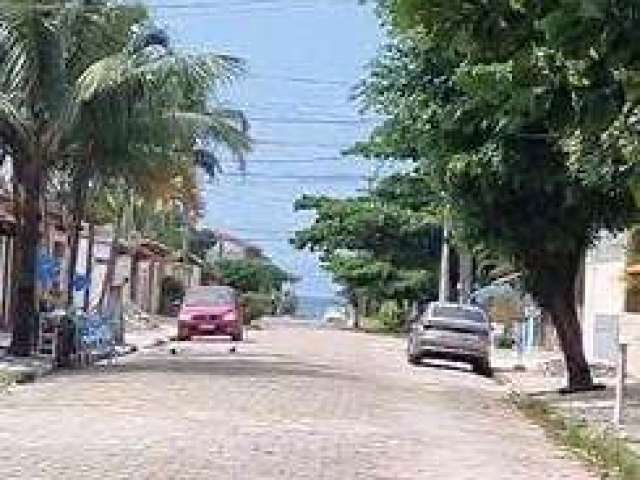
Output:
414 359 473 375
69 352 362 382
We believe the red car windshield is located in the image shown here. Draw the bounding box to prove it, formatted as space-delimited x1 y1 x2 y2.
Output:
184 287 235 307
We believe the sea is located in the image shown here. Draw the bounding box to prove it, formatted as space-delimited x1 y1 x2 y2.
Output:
295 295 346 323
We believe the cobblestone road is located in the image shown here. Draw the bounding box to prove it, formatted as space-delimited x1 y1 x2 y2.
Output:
0 326 594 479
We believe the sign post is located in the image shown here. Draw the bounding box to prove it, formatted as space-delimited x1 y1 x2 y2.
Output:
614 342 627 428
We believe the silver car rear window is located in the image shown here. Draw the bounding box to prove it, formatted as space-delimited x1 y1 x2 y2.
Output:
432 305 485 323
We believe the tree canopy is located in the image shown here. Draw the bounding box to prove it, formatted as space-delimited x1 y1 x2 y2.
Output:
293 170 442 306
356 0 640 389
211 258 294 295
0 1 250 353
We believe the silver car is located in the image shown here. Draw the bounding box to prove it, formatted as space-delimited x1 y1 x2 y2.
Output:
407 302 492 376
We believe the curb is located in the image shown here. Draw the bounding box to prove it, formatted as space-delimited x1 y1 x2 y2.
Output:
0 361 54 386
0 333 172 389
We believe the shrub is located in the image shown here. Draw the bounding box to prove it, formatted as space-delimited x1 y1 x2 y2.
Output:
241 292 275 324
369 301 407 333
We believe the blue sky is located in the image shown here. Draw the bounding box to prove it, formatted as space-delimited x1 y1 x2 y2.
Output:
152 1 382 298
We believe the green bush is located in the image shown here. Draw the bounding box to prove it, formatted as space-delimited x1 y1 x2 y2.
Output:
496 329 515 349
241 292 275 324
369 301 407 333
213 258 293 294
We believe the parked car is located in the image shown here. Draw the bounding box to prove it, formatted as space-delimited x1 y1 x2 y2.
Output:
177 286 244 341
407 302 492 376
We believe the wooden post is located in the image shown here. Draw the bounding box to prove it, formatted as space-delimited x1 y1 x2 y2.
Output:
614 343 627 428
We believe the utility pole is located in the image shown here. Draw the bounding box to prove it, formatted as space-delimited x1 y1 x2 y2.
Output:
458 251 473 304
438 210 451 303
181 203 190 288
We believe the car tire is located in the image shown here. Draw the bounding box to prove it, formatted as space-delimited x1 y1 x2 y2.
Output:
472 359 493 377
231 329 244 342
407 337 422 365
408 354 422 366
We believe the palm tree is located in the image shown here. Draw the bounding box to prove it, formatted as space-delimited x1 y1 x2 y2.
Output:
0 1 250 355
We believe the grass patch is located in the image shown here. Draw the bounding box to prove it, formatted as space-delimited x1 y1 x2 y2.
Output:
512 393 640 479
0 370 17 392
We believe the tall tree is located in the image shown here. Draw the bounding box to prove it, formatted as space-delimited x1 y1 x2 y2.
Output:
293 171 442 311
0 1 249 354
362 1 640 390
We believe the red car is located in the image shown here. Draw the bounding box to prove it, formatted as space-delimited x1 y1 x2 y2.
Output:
177 286 244 341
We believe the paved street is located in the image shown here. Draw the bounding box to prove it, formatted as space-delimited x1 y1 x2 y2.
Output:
0 326 594 479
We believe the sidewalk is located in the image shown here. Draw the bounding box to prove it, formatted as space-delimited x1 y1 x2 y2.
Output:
493 348 640 453
0 316 176 387
124 318 176 351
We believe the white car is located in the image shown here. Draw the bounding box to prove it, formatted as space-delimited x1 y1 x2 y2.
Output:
322 306 347 325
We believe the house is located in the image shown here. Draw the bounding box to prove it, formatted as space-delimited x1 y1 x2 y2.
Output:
74 229 202 317
0 195 74 334
206 230 264 262
581 231 640 377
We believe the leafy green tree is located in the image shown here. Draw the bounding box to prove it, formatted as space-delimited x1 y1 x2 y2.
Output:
361 1 640 390
212 258 294 295
293 171 442 315
0 1 249 354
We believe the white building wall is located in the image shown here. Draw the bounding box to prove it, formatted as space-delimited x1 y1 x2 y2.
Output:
73 225 113 309
583 233 627 363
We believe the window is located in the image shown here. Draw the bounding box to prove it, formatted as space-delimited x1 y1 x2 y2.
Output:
431 305 486 323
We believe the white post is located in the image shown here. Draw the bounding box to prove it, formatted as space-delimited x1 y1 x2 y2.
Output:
614 343 627 428
514 320 525 371
439 212 451 303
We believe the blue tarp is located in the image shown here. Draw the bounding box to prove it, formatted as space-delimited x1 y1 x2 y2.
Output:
76 313 115 353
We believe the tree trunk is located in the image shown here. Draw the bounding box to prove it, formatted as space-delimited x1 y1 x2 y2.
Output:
130 251 138 304
547 289 593 390
9 157 41 356
83 221 94 312
458 250 473 303
66 169 87 307
531 251 594 392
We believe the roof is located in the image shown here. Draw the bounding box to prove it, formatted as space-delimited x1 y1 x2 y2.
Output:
138 238 173 258
172 251 205 266
212 229 264 257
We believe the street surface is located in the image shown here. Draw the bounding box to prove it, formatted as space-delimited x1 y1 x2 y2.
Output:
0 325 594 479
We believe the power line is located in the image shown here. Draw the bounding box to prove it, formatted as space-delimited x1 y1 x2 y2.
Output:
0 0 350 14
216 227 297 233
249 74 351 87
250 116 371 126
144 0 342 9
223 173 369 181
220 156 344 164
255 139 351 149
146 1 339 17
